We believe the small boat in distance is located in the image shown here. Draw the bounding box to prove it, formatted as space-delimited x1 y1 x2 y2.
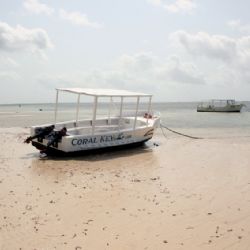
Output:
197 99 245 112
25 88 160 156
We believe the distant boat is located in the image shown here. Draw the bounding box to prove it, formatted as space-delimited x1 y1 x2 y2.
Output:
197 99 245 112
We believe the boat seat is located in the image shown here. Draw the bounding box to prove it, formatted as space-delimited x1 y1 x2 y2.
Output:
67 125 120 135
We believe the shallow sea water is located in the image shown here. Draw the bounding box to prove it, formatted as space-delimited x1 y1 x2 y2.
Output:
0 102 249 130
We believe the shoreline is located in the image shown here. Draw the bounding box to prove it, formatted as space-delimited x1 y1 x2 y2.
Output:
0 127 250 249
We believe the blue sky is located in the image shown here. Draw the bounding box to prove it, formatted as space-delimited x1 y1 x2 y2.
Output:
1 0 250 103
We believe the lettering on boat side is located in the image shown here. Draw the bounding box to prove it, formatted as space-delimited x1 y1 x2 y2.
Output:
71 133 128 146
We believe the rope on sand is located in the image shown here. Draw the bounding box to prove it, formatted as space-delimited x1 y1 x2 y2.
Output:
160 123 203 140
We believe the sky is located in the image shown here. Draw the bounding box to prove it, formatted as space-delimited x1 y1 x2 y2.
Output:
1 0 250 103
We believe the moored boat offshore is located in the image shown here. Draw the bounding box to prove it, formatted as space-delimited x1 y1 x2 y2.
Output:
197 99 245 112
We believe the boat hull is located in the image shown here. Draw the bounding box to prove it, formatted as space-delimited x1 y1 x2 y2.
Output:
30 120 158 156
32 137 151 156
197 104 243 112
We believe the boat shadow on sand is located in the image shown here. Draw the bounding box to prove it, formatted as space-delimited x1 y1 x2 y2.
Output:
31 140 160 163
29 142 160 181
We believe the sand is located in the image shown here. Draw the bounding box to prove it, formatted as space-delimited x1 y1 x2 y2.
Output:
0 127 250 250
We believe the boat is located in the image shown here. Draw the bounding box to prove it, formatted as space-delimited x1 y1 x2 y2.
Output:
197 99 245 112
26 88 160 156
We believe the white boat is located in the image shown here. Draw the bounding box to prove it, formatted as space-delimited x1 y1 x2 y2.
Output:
27 88 160 155
197 99 245 112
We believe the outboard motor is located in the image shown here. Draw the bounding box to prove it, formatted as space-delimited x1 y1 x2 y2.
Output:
24 125 55 144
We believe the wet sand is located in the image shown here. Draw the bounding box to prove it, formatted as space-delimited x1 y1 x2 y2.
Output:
0 127 250 249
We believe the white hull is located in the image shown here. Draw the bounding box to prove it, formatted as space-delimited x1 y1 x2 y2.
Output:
197 104 243 112
31 117 160 154
197 100 245 113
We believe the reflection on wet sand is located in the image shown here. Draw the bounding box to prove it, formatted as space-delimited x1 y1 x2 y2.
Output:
30 143 158 187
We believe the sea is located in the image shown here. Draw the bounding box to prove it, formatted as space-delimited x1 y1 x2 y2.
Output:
0 102 249 131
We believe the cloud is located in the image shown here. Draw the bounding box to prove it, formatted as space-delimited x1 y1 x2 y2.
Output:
36 73 77 89
227 19 250 33
23 0 54 15
0 71 21 81
169 30 250 85
169 31 238 62
118 52 205 86
118 52 155 72
0 21 53 54
148 0 196 13
37 52 206 96
0 56 19 68
157 56 205 84
169 30 250 69
116 52 205 85
59 9 102 28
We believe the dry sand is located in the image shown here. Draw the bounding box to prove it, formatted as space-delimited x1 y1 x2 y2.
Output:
0 127 250 250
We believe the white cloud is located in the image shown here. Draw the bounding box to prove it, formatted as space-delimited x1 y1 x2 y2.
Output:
23 0 54 15
169 30 250 85
148 0 196 13
112 52 205 87
37 52 205 96
170 31 238 62
118 52 155 72
0 21 53 54
116 52 205 85
227 19 241 29
227 19 250 33
0 56 19 68
0 71 21 81
156 56 205 84
59 9 102 28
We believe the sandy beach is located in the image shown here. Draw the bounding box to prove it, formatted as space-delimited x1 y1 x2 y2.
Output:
0 127 249 250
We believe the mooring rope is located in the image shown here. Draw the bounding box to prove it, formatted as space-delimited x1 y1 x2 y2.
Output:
160 124 168 138
160 123 203 140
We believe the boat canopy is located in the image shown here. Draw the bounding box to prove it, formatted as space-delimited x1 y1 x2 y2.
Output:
56 88 152 97
54 88 153 132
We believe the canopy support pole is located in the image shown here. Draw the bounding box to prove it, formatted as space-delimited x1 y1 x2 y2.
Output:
133 96 140 131
54 90 59 125
119 96 124 131
108 97 112 125
92 96 98 135
147 96 152 126
76 94 81 126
